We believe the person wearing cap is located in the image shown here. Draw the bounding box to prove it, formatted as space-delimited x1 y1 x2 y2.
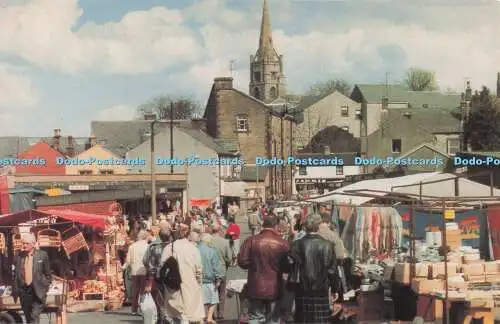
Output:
237 213 289 324
13 232 52 324
288 213 338 324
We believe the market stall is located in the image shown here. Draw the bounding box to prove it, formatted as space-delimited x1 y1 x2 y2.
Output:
305 172 500 323
0 208 125 319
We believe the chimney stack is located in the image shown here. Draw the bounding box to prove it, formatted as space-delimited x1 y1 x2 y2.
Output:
66 136 75 157
53 128 61 150
213 77 233 91
90 133 97 147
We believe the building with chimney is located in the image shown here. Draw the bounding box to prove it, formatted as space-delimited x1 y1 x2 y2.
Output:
15 141 66 175
249 0 286 103
201 1 301 198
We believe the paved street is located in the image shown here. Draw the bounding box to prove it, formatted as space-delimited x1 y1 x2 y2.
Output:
38 218 250 324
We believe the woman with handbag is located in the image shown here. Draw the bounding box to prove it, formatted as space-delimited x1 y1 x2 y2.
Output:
161 223 204 324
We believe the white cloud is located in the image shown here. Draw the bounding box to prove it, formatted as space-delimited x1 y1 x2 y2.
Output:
96 104 136 121
0 64 39 110
0 0 201 74
2 0 500 100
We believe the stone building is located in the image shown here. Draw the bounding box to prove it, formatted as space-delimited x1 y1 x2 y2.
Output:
203 77 296 198
202 0 299 198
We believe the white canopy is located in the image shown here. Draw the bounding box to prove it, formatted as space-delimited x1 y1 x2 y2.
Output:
308 172 500 205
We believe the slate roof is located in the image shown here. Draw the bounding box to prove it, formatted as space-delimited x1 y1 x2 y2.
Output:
385 108 460 133
39 136 88 155
90 120 191 157
0 136 88 158
353 84 461 108
214 139 239 153
240 165 268 182
0 137 30 158
293 90 336 112
176 126 234 155
91 120 235 157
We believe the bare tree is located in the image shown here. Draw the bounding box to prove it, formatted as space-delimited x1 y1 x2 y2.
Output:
403 67 438 91
306 79 351 97
137 95 203 120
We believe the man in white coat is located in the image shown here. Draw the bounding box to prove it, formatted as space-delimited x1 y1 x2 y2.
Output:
125 230 149 315
161 223 204 324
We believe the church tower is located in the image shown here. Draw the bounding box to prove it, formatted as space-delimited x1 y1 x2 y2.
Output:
249 0 286 103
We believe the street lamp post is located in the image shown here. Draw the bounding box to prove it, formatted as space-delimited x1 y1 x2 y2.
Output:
150 119 158 225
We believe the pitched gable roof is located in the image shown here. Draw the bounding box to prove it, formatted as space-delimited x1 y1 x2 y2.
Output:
18 140 67 157
176 126 235 155
91 120 193 157
384 108 460 133
399 143 448 159
352 84 461 108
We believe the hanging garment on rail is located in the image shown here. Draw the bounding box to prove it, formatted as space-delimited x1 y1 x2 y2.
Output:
341 207 403 260
371 207 381 252
341 208 358 259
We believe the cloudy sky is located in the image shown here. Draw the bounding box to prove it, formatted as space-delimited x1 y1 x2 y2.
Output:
2 0 500 136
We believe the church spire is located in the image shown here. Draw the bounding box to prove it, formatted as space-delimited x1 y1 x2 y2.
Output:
258 0 274 57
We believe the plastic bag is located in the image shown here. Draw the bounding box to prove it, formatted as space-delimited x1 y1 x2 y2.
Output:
139 292 157 324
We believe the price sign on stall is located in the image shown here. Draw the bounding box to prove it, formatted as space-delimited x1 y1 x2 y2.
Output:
444 209 455 220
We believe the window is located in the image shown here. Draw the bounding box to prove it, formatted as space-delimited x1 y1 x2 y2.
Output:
299 166 307 176
336 166 344 176
270 86 277 99
236 115 249 132
99 170 114 175
79 170 92 175
341 105 349 117
271 72 277 80
253 72 261 82
392 139 402 153
447 138 460 155
341 126 349 133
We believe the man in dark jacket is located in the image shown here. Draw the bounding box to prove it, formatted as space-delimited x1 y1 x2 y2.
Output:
238 214 289 324
289 213 337 324
143 228 170 316
13 233 52 324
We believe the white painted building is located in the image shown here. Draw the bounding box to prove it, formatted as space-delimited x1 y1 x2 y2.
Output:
293 153 362 195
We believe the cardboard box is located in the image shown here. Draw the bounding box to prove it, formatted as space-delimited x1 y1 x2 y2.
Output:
485 261 500 274
448 280 468 290
430 262 458 279
462 263 485 276
411 278 444 294
485 274 500 282
464 274 486 282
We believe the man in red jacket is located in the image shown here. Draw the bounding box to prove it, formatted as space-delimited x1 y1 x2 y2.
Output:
237 214 289 324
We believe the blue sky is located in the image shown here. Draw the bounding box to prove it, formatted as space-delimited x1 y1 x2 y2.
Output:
1 0 500 136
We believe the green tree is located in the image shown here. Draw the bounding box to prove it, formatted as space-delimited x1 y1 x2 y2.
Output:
403 67 438 91
137 95 202 120
464 86 500 150
306 79 351 96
